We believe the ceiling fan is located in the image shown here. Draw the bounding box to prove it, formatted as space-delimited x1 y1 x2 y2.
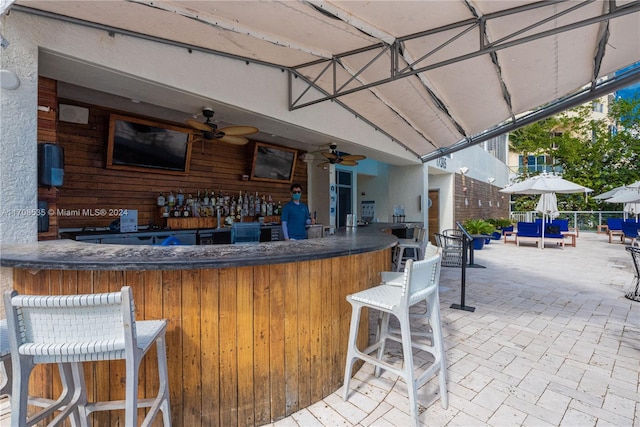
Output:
186 107 258 145
317 143 366 167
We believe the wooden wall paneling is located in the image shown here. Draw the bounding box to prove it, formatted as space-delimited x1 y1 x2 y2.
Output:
90 271 113 426
218 268 239 427
252 265 271 426
161 270 183 426
55 99 308 230
236 266 255 427
181 269 203 427
283 262 299 416
76 270 96 424
319 258 332 396
139 270 163 427
329 256 342 389
268 264 286 422
199 269 221 427
307 259 324 403
296 260 312 409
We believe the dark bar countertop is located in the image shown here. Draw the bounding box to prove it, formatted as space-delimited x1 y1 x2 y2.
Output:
0 224 402 271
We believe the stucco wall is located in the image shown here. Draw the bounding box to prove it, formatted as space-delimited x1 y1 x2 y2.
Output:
0 15 39 244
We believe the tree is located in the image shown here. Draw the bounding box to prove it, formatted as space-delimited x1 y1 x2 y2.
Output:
508 96 640 212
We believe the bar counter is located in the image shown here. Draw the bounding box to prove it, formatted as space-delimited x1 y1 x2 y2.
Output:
1 224 399 426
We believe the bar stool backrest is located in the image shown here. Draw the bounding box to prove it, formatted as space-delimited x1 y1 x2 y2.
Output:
403 255 441 310
5 287 136 364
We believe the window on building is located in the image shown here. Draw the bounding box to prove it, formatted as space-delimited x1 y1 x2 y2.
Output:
518 154 559 174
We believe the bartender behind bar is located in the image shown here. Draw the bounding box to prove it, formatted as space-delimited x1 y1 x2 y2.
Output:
281 183 315 240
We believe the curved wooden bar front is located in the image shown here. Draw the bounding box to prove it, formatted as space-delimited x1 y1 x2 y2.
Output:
1 226 397 426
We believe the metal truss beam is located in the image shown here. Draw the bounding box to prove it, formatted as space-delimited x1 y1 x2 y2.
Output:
289 0 640 110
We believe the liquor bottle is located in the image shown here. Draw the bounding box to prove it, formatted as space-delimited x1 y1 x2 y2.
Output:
261 195 267 216
177 189 185 206
157 192 166 207
242 192 249 217
266 195 273 216
203 190 209 206
167 191 175 207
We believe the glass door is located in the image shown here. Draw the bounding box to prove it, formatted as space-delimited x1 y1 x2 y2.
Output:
336 169 352 228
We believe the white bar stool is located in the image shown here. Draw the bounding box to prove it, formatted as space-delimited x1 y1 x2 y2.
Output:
343 256 448 427
392 225 429 271
4 286 171 427
1 319 12 398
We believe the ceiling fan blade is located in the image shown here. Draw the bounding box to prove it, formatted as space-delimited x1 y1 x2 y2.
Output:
219 135 249 145
186 119 212 132
317 161 330 168
219 125 259 136
341 154 366 161
340 160 358 166
322 152 338 160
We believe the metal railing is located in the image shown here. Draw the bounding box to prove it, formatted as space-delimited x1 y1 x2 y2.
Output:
509 211 633 231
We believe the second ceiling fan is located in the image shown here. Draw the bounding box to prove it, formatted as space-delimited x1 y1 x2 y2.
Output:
317 143 366 167
186 107 258 145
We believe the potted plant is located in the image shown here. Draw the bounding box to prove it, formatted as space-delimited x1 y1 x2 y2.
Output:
462 219 495 250
491 218 513 239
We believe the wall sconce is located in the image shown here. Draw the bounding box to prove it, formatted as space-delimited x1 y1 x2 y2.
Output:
459 166 469 175
487 177 495 184
0 69 20 90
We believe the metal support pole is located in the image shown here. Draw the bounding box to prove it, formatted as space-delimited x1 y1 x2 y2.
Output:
451 236 476 312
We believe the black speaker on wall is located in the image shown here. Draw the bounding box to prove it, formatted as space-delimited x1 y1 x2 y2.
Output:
38 143 64 187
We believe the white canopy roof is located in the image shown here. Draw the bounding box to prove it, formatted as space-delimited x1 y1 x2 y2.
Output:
7 0 640 161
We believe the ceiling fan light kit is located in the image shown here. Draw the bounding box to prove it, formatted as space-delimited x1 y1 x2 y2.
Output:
186 107 258 145
317 143 366 167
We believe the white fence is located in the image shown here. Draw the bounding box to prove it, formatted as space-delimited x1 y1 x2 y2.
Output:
509 211 633 231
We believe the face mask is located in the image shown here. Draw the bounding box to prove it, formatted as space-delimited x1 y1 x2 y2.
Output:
292 193 301 201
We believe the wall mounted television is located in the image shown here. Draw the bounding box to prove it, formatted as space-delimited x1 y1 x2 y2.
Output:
106 114 193 175
250 142 298 183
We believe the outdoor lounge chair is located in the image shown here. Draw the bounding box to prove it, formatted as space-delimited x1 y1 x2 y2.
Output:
535 219 566 248
516 222 541 247
607 218 624 243
621 220 639 247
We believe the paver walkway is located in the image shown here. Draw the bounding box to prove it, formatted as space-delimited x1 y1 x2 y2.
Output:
264 232 640 427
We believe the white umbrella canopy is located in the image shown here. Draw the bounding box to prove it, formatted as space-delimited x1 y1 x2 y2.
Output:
500 173 594 195
536 193 560 219
606 188 640 204
594 180 640 200
500 173 592 248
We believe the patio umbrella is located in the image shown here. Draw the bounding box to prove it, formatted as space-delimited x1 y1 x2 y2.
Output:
605 187 640 218
535 192 559 220
500 173 593 248
594 180 640 200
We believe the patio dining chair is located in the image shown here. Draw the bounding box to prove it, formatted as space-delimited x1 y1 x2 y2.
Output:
343 255 448 427
435 233 465 267
4 286 171 427
625 247 640 302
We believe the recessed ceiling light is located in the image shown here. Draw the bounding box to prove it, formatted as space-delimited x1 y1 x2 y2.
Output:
130 99 141 103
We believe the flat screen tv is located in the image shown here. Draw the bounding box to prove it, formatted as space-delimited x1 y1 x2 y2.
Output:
106 114 193 175
250 142 298 183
